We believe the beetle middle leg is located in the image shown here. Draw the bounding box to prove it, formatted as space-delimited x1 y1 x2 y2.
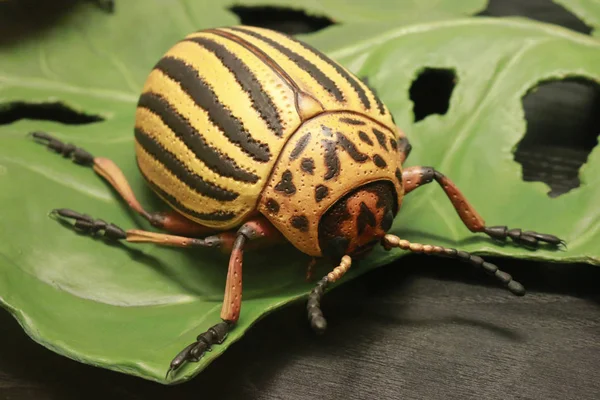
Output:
31 131 213 236
402 166 565 248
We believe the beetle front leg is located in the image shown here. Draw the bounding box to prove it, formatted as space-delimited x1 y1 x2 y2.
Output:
402 166 565 248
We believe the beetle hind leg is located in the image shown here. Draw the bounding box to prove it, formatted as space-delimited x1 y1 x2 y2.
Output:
50 208 231 249
31 131 213 236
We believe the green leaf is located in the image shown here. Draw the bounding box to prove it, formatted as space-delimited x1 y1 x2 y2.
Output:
1 0 599 386
552 0 600 37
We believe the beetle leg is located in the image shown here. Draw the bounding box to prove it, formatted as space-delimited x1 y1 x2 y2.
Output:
306 256 352 334
382 234 526 296
31 131 214 236
401 166 565 248
166 217 283 377
50 208 232 250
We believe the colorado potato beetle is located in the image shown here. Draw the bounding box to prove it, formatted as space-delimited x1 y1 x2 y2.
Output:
31 25 564 377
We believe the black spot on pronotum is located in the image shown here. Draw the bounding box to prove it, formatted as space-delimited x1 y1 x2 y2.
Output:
321 124 333 137
357 202 376 235
409 67 456 122
315 184 329 202
0 101 103 125
291 215 309 232
358 131 373 146
372 128 388 151
476 0 592 35
266 198 280 213
398 137 412 159
322 139 340 180
228 5 334 35
289 132 311 160
336 132 369 162
301 158 315 174
373 154 387 168
389 137 398 151
395 168 403 185
339 117 366 126
274 170 296 195
514 77 600 197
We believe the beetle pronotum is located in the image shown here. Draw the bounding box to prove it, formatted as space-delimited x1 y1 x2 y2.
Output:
31 25 564 377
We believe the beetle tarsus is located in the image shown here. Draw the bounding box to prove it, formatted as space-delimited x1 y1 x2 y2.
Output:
484 226 565 248
30 131 94 166
51 208 126 240
166 321 231 377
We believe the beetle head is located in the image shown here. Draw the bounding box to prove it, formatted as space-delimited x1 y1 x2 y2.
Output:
318 180 397 259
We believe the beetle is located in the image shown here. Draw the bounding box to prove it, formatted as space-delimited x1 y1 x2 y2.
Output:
30 25 564 377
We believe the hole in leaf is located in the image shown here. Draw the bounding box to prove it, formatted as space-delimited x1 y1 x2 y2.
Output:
514 77 600 197
229 6 335 35
477 0 592 35
0 101 103 125
409 67 457 122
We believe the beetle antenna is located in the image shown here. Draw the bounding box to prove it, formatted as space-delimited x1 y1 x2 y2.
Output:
306 255 352 334
382 234 525 296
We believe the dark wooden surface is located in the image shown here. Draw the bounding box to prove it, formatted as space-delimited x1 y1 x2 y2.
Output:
1 257 599 399
1 0 599 399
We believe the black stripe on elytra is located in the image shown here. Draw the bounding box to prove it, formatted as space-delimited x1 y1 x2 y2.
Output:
291 215 309 232
154 56 271 162
373 154 387 168
185 36 284 138
301 157 315 174
229 27 345 102
135 128 239 201
357 202 376 235
336 132 369 162
339 117 366 126
289 132 311 161
322 139 340 181
390 137 398 151
137 92 258 184
142 177 236 221
358 131 373 146
395 168 403 185
282 32 371 109
315 184 329 202
372 128 389 151
274 170 296 195
361 76 386 115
